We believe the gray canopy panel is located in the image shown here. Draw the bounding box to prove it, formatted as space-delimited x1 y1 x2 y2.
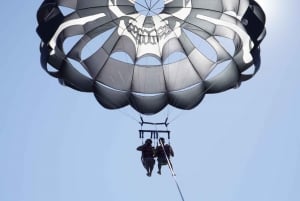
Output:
37 0 266 115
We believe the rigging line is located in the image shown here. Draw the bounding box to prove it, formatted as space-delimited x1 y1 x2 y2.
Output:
116 107 141 123
150 0 160 10
145 0 151 10
159 139 185 201
149 0 152 8
132 0 149 11
173 176 185 201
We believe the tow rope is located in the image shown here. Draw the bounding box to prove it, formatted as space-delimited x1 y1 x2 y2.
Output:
159 139 185 201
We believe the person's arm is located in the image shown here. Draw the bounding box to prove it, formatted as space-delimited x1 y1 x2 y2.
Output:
170 146 174 157
136 145 144 151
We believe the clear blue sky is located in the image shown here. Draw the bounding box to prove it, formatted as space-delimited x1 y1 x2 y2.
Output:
1 1 300 201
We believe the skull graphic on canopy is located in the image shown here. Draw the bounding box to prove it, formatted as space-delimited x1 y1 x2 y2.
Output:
37 0 266 114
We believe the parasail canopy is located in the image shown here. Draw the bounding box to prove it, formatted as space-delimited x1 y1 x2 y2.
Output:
37 0 266 115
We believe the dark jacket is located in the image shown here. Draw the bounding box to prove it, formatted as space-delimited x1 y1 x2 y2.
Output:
137 144 155 158
155 144 174 161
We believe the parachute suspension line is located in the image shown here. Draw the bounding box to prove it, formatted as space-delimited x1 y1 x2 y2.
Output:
159 138 185 201
116 109 140 123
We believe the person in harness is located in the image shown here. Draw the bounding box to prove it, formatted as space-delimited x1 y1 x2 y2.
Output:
155 137 174 175
136 139 155 177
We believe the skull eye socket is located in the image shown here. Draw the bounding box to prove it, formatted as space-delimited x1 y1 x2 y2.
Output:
134 0 165 16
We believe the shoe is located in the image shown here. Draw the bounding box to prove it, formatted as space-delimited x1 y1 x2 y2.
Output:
147 173 151 177
157 171 161 175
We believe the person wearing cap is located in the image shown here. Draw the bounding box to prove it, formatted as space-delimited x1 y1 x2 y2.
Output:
136 139 155 177
155 137 174 175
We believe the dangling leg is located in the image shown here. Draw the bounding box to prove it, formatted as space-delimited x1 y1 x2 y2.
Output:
142 158 149 176
157 162 162 175
149 159 155 176
144 158 152 177
146 167 151 176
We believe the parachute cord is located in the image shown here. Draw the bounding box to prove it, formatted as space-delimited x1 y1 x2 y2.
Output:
117 109 140 123
159 139 185 201
173 176 185 201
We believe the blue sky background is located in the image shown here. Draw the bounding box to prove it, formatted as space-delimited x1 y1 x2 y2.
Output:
1 1 300 201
